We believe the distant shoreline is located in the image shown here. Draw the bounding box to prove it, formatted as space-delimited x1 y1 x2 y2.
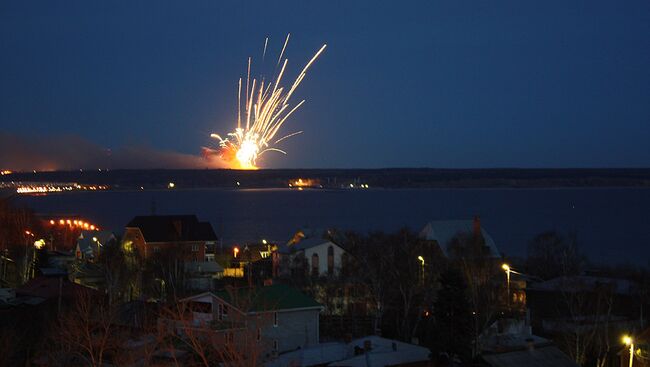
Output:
2 168 650 191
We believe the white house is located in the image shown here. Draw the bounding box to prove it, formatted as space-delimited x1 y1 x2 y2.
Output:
277 238 348 277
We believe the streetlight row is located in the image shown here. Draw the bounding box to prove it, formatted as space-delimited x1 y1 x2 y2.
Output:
47 218 99 231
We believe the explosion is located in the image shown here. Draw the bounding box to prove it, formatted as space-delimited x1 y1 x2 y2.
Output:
207 34 326 169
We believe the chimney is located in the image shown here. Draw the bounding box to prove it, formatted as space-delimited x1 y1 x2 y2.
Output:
525 338 535 351
363 339 372 352
173 220 182 236
473 216 481 236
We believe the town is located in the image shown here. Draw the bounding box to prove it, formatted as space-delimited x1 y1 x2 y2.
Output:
0 197 646 367
2 1 649 366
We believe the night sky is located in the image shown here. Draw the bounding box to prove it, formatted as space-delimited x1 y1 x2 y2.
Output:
1 1 649 169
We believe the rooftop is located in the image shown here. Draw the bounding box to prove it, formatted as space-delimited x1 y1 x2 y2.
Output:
126 215 217 243
265 336 431 367
212 284 322 313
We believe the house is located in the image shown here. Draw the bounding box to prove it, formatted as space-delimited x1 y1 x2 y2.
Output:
479 319 578 367
122 215 218 261
266 335 431 367
184 261 225 291
276 238 349 278
175 284 322 356
75 230 117 261
526 275 642 336
419 217 501 258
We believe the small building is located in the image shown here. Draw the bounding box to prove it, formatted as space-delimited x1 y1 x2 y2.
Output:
122 215 217 261
184 261 225 291
175 284 322 356
479 319 578 367
526 275 642 343
276 238 348 278
75 230 117 261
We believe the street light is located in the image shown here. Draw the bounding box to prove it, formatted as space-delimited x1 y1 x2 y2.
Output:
417 256 425 283
623 335 634 367
502 263 511 308
92 236 103 258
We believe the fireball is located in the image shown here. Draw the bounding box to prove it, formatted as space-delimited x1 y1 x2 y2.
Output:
209 34 326 169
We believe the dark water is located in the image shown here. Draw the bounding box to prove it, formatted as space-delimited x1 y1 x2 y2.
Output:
15 187 650 265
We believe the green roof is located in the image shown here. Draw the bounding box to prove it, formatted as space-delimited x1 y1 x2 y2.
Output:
213 284 321 313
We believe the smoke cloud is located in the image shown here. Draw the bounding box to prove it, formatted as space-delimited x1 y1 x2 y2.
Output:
0 133 226 171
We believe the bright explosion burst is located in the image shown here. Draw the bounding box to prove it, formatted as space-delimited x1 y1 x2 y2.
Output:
207 34 326 170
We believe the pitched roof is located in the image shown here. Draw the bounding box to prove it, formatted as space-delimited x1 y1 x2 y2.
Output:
212 284 322 313
278 237 342 254
420 219 500 257
17 277 99 300
126 215 217 243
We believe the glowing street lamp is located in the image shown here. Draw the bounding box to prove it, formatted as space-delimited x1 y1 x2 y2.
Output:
623 335 634 367
92 236 103 257
233 246 240 258
502 263 511 308
417 256 425 283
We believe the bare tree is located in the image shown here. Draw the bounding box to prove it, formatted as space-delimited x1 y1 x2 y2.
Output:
526 231 585 280
47 289 120 366
448 231 501 356
156 288 274 366
554 278 616 366
0 199 39 286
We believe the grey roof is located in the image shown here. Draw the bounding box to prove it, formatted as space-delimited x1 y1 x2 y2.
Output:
329 336 431 367
265 336 430 367
184 261 224 274
482 345 579 367
420 219 500 257
527 275 636 295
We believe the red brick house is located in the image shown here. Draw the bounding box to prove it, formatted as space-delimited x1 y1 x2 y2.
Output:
123 215 217 261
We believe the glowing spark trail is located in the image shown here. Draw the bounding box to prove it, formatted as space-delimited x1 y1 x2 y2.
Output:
208 35 326 169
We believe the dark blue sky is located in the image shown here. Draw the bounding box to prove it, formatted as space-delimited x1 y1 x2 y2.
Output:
1 1 649 169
